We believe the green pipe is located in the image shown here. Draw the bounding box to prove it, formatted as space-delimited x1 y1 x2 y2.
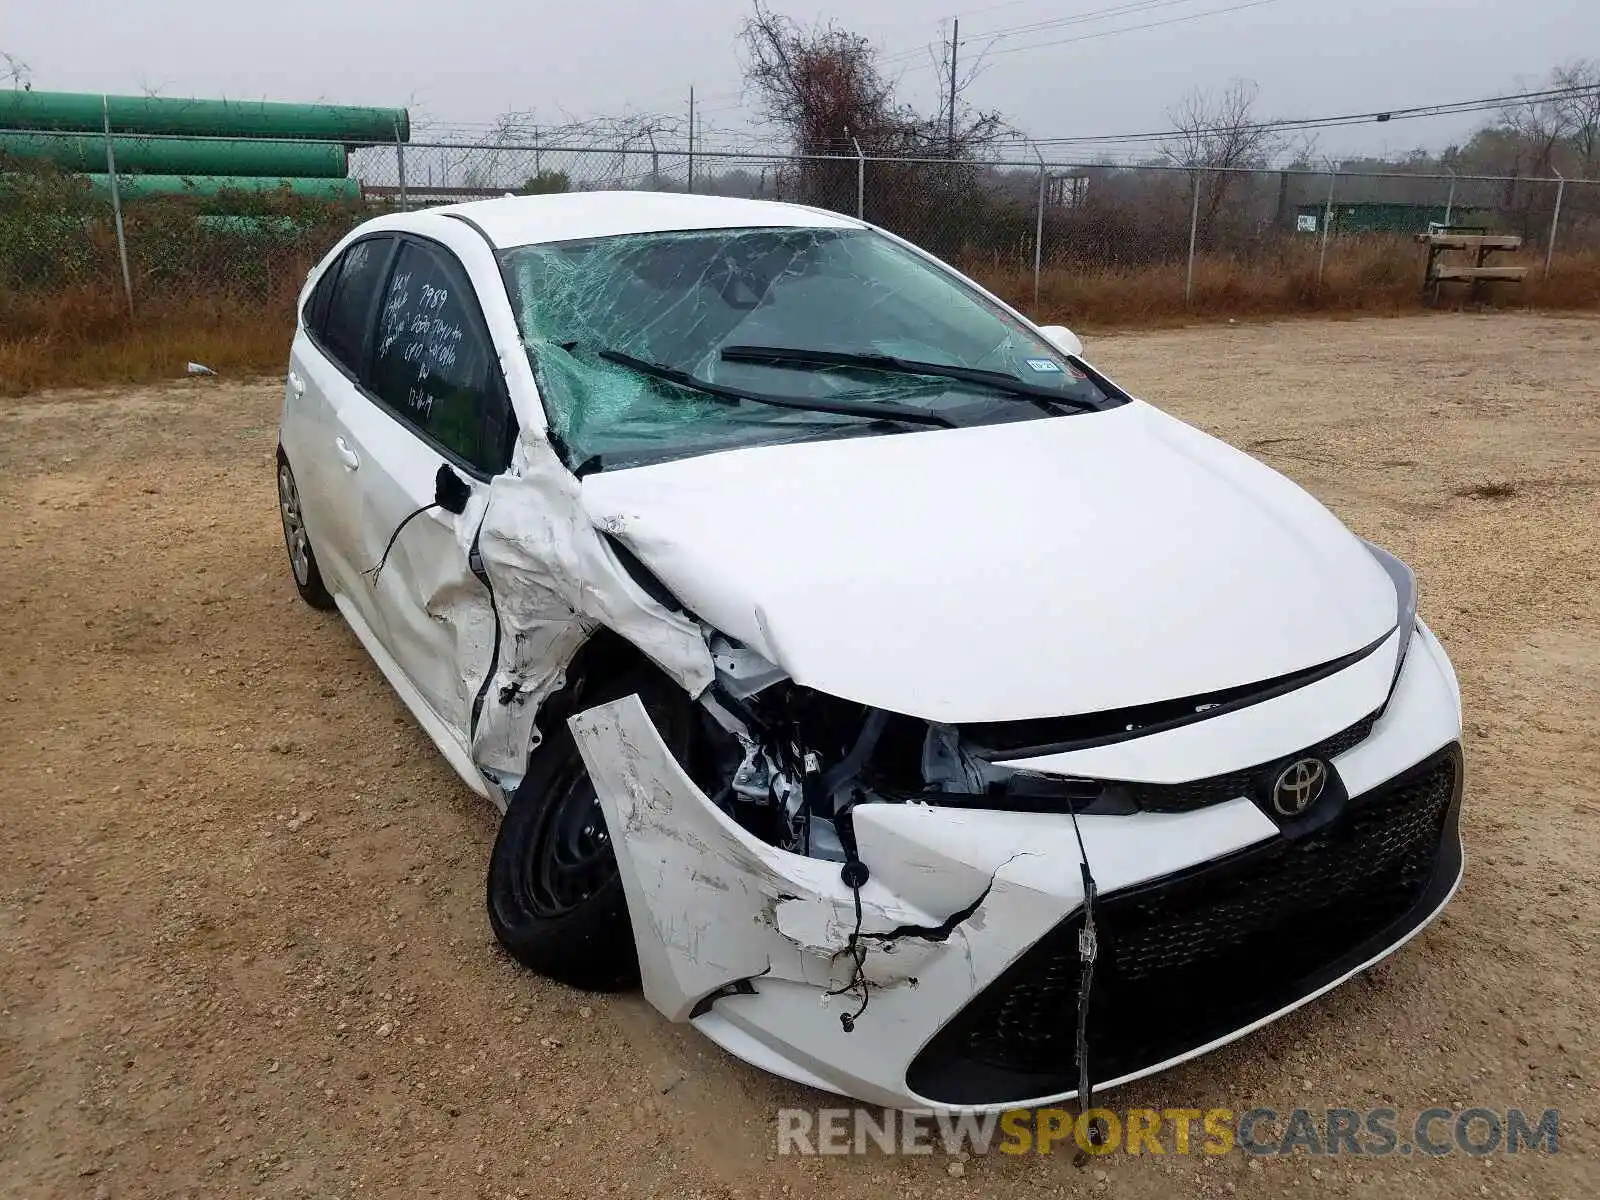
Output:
84 173 362 202
0 131 348 177
0 91 408 143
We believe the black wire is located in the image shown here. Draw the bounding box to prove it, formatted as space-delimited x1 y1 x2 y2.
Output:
1066 801 1108 1153
363 501 439 586
825 882 872 1032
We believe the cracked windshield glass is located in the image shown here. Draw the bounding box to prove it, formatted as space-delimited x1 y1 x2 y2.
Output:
499 226 1118 469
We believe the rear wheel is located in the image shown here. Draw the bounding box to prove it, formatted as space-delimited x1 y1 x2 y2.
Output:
487 669 690 991
277 453 335 611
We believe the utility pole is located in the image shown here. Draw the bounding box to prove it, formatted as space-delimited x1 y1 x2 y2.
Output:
946 18 959 158
687 86 696 193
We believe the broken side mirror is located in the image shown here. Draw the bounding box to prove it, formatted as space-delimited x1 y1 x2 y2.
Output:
1038 324 1084 358
435 463 471 514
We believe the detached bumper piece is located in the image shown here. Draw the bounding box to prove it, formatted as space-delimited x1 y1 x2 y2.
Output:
908 744 1463 1106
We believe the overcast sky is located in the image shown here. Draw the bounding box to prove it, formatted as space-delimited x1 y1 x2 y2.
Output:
5 0 1595 160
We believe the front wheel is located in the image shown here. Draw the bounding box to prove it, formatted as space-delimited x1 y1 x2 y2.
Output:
486 669 690 991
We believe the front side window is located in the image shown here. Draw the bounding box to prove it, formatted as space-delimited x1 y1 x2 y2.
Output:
368 241 509 474
499 226 1120 469
319 236 393 374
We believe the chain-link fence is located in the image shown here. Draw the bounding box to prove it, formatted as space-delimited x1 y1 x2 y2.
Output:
5 132 1599 340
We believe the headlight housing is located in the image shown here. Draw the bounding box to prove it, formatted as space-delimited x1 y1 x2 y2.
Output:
1360 538 1419 711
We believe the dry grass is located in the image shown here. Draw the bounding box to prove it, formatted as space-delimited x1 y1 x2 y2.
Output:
0 287 295 396
5 238 1600 396
973 239 1600 330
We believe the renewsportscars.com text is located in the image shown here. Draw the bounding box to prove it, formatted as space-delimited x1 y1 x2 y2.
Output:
776 1106 1560 1157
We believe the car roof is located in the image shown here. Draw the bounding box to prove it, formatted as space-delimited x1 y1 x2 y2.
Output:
429 190 865 249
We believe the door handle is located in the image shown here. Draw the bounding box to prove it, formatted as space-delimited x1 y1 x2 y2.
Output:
334 437 360 471
287 371 306 396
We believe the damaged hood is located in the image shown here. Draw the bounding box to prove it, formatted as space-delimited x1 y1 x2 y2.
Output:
581 401 1397 723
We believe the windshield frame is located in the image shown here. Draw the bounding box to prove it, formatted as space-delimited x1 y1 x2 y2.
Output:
494 221 1127 472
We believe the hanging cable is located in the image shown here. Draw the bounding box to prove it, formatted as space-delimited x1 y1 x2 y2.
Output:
824 862 873 1032
364 463 473 587
363 501 439 586
1065 798 1108 1155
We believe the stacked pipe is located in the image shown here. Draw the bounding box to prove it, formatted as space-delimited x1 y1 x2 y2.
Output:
0 90 408 208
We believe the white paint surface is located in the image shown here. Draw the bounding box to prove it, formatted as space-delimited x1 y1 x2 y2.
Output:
581 399 1395 723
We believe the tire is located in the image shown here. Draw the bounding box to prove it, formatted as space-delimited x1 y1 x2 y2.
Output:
277 452 335 611
487 668 691 991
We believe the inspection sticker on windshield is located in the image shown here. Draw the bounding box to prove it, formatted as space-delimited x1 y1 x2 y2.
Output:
1025 358 1063 373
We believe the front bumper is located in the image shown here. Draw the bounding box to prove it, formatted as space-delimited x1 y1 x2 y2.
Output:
569 619 1465 1111
907 743 1462 1105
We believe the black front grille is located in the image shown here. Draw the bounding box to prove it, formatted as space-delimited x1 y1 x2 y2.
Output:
1126 710 1380 814
906 745 1462 1106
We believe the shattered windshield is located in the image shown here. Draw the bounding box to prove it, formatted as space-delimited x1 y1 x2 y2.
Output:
498 225 1119 469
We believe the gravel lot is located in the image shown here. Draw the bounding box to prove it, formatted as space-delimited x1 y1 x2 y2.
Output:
2 313 1596 1198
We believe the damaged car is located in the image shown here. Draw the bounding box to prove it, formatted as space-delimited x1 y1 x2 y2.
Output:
277 192 1465 1112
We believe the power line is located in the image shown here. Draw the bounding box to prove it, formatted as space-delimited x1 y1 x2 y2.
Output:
878 0 1238 66
1007 82 1599 147
981 0 1285 58
979 0 1228 44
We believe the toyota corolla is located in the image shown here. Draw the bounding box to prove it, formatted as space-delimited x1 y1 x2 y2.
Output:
276 191 1464 1112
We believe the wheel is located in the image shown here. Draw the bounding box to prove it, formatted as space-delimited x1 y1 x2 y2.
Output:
487 669 691 991
277 452 335 611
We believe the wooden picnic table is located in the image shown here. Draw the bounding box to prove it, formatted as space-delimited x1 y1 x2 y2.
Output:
1415 231 1526 302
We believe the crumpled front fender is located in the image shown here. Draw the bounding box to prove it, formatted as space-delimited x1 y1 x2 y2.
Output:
570 694 964 1021
569 693 1287 1107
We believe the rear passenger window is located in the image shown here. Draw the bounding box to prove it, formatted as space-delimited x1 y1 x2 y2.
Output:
302 263 337 335
319 237 393 375
369 241 509 474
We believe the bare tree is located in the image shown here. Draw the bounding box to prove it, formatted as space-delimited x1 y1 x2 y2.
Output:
927 21 1006 159
2 52 30 91
738 2 1004 158
1498 81 1572 177
1162 80 1282 171
739 2 899 156
1552 59 1600 177
1160 80 1283 244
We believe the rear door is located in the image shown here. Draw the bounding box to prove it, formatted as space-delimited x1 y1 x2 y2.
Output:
338 236 515 742
285 234 398 599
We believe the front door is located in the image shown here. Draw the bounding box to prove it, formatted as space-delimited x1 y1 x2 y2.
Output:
342 236 516 743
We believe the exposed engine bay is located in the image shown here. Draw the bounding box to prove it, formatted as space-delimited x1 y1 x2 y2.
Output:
689 636 1153 864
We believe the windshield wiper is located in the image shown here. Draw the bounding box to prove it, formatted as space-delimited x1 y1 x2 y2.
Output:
596 349 957 428
719 345 1100 411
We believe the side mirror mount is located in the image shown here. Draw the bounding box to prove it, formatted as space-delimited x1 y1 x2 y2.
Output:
1037 324 1084 358
435 463 472 515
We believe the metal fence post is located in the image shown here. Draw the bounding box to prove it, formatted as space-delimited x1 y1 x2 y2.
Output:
1546 170 1565 279
851 135 865 219
1316 165 1338 296
1443 169 1456 226
1185 170 1201 309
101 95 134 319
1033 147 1047 311
394 122 408 211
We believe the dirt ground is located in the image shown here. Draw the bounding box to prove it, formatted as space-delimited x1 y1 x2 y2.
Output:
2 312 1596 1199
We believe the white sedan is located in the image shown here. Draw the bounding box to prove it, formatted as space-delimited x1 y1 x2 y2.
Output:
276 192 1464 1112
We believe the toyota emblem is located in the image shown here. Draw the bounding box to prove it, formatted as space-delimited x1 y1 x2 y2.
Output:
1271 758 1328 817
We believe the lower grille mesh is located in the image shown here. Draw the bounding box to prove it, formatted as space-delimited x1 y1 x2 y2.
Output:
907 746 1460 1104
